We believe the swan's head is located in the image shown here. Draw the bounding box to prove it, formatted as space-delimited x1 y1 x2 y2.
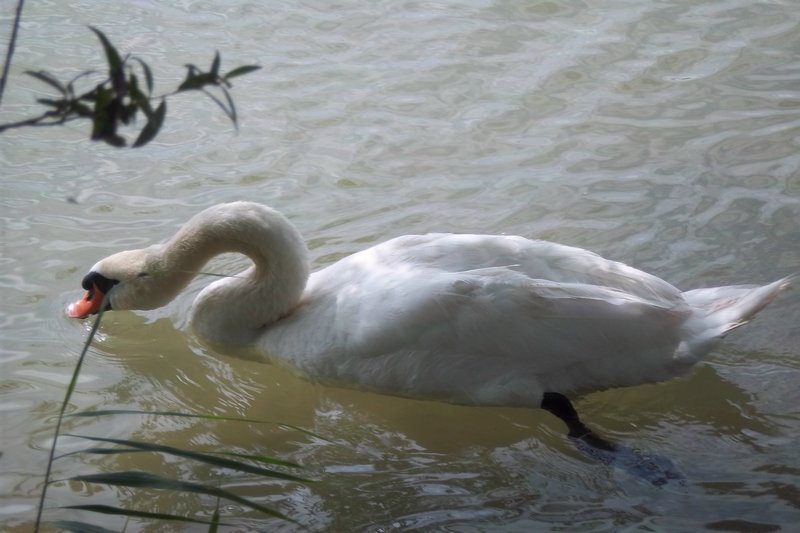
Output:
67 245 175 318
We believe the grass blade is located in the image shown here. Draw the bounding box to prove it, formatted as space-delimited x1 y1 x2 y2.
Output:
64 434 309 482
216 451 302 470
64 445 302 469
50 520 119 533
60 504 232 526
68 471 295 523
209 499 221 533
66 409 332 442
50 520 118 533
56 447 144 460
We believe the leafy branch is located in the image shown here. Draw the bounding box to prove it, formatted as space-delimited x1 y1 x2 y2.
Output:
0 26 260 147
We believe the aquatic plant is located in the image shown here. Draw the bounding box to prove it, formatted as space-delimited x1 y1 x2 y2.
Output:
35 300 316 532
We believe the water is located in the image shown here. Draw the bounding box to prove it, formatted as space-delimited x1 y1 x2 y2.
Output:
1 0 799 530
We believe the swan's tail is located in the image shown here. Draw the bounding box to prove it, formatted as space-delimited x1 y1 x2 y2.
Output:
681 275 794 352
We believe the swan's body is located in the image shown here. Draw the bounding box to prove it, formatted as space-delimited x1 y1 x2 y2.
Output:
69 202 792 409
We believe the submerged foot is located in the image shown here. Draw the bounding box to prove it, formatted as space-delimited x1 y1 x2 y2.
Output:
540 392 685 486
570 435 685 486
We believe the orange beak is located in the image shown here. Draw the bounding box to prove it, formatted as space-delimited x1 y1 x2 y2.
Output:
67 284 106 318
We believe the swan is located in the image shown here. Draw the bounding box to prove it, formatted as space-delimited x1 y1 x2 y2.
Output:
68 201 792 481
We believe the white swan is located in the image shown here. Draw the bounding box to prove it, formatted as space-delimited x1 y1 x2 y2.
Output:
68 201 792 457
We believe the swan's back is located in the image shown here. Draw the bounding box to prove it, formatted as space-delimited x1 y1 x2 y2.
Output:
362 233 685 302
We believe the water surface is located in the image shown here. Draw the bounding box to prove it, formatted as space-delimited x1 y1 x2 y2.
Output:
1 0 799 531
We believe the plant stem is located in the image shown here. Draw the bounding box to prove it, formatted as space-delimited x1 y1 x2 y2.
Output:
34 306 105 532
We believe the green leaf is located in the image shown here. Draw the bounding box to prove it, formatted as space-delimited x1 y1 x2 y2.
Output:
210 51 221 77
200 88 235 125
178 70 216 92
50 520 119 533
63 434 309 482
132 99 166 147
60 504 232 526
119 80 137 125
127 74 153 116
68 471 296 523
131 57 154 95
128 73 140 98
221 86 238 126
25 70 67 95
89 86 125 147
224 65 261 80
88 27 123 73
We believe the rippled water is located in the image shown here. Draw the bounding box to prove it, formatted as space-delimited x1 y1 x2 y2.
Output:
2 0 799 531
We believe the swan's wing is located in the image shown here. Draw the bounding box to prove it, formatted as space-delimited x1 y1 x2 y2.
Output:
346 266 688 364
273 257 690 406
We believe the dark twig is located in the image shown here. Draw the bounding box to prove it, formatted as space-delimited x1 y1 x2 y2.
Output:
0 0 26 107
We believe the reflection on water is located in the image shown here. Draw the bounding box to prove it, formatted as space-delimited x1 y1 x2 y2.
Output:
1 0 799 530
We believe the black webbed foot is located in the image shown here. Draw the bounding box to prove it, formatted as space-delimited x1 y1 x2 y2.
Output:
540 392 685 486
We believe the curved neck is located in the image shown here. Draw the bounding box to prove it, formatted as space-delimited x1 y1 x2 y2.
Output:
161 203 310 346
